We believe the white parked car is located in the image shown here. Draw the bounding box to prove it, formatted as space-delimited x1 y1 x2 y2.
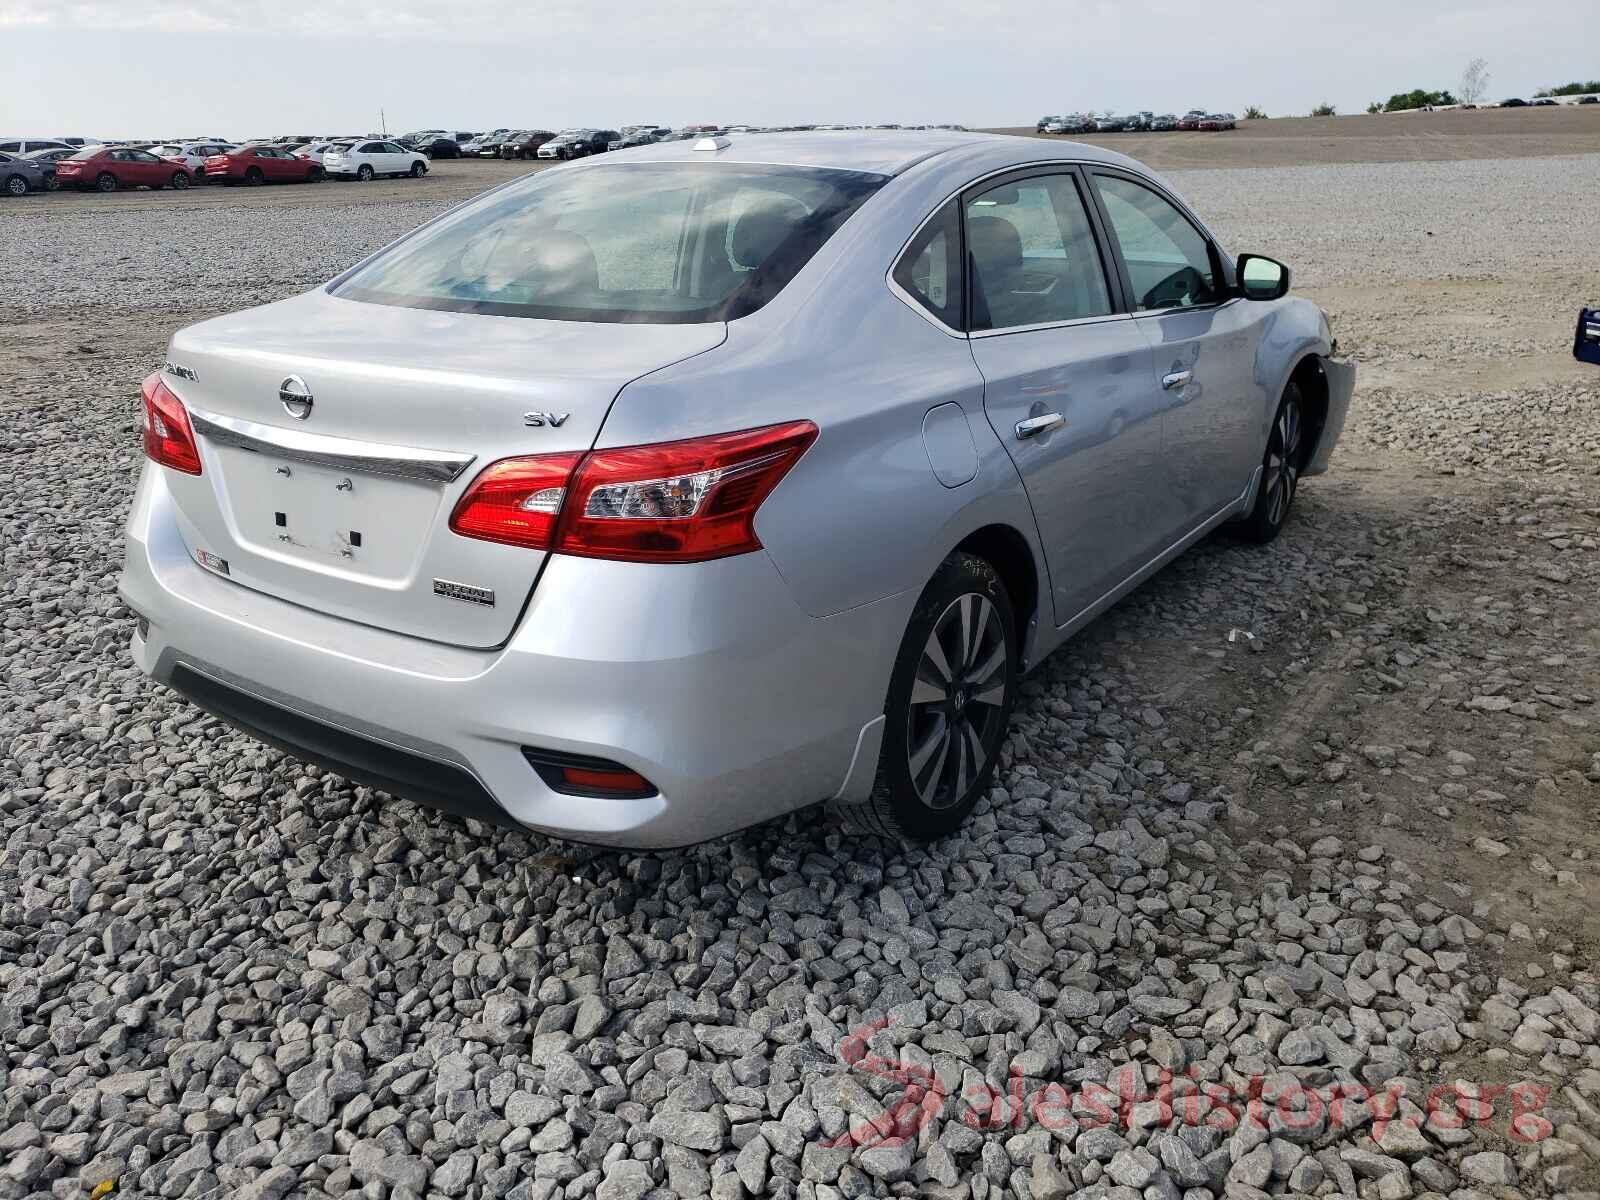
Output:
322 140 428 181
292 141 352 165
147 143 237 177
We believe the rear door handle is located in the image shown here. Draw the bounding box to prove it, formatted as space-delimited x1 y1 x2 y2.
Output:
1162 370 1193 390
1015 412 1065 440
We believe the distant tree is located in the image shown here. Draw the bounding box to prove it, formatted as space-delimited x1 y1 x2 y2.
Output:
1243 105 1267 119
1383 88 1457 112
1537 80 1600 96
1366 101 1384 114
1459 58 1490 105
1311 103 1337 117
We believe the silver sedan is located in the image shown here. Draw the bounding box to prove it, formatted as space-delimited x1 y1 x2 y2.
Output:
119 131 1353 846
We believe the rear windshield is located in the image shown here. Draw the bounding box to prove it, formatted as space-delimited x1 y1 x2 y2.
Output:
331 161 887 323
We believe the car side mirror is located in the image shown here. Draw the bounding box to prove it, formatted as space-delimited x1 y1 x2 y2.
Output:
1237 254 1290 300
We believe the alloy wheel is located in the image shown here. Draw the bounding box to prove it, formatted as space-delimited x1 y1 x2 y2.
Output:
1262 396 1302 527
906 593 1009 810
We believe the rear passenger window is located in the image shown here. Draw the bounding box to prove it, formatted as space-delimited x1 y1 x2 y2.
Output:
892 202 961 329
964 174 1112 332
1092 174 1221 311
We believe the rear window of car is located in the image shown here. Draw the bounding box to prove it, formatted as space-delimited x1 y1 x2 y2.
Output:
68 148 103 160
332 161 887 324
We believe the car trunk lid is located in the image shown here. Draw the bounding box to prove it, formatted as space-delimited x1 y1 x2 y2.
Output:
159 290 725 648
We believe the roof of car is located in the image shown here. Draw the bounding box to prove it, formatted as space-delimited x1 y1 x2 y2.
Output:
607 130 1139 177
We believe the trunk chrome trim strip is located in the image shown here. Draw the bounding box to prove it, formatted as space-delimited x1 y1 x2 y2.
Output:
188 407 475 484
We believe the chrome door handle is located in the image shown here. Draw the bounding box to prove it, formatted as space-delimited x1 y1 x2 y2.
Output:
1015 412 1065 440
1162 370 1193 390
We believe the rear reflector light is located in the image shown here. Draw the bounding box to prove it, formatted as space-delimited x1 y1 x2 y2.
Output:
448 421 817 562
522 749 657 799
140 372 202 475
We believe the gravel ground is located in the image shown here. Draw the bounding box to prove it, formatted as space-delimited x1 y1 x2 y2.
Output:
2 152 1599 1200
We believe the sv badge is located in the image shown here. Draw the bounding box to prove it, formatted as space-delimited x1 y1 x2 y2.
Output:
523 411 571 428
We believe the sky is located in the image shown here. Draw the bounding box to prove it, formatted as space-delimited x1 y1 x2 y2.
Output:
1 0 1591 138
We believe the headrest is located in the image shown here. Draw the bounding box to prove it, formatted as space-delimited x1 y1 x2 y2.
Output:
730 199 809 269
967 214 1023 271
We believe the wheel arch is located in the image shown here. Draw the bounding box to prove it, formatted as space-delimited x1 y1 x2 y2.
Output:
1286 354 1331 471
952 522 1041 669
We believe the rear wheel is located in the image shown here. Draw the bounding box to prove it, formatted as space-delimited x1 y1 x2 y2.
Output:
308 165 324 182
356 163 374 182
95 172 117 192
1237 382 1306 543
834 553 1016 842
43 173 58 191
244 166 264 186
171 171 190 189
4 173 27 196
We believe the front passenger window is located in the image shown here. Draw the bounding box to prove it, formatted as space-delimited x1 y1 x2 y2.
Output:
964 174 1112 332
1093 174 1221 311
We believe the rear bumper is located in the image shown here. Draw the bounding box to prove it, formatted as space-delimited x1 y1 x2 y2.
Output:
1305 356 1356 476
118 464 905 847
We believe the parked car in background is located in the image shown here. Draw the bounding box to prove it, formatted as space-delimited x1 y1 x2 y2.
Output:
539 129 618 159
146 142 237 177
1036 115 1059 132
1579 96 1599 105
1178 110 1206 130
57 137 106 147
203 145 323 186
1532 98 1559 107
462 130 509 155
1097 115 1130 132
120 131 1352 847
1499 98 1528 107
292 141 351 164
414 137 462 159
54 145 197 191
323 140 428 181
498 131 555 159
609 127 670 150
23 146 80 187
0 137 76 156
0 150 51 195
1150 114 1178 131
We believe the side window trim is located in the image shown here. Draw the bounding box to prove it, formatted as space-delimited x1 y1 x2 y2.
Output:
959 165 1125 339
1088 167 1233 315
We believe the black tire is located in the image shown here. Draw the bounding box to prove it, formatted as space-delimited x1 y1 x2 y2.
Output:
834 553 1017 842
171 171 190 190
244 166 264 186
95 172 117 192
356 164 374 182
410 160 425 178
308 165 324 182
4 173 27 197
1237 381 1307 543
43 173 58 192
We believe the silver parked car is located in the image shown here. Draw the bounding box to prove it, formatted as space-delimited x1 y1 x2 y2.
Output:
120 132 1354 847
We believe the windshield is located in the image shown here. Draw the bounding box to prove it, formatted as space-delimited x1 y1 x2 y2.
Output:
332 161 886 324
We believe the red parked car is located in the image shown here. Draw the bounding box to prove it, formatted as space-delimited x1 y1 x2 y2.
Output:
53 146 198 192
202 144 323 186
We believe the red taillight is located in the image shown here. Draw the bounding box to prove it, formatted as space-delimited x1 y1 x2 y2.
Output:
447 452 582 549
140 373 202 475
449 421 817 563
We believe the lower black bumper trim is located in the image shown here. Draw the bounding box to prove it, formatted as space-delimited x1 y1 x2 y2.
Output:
166 664 513 828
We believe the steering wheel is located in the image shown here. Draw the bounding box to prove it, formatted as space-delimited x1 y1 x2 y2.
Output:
1141 265 1206 309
